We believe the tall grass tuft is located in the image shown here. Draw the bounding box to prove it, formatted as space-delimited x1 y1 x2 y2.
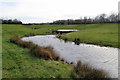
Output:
71 61 109 79
10 36 60 60
44 46 60 60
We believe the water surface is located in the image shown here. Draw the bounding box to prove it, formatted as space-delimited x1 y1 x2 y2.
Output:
22 35 118 78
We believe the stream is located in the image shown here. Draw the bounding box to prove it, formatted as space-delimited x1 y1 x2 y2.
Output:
22 35 118 78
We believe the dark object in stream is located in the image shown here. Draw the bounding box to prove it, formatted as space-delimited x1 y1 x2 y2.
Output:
74 38 80 45
64 38 68 42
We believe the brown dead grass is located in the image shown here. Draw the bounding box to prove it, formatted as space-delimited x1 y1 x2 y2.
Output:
72 61 109 79
10 36 60 60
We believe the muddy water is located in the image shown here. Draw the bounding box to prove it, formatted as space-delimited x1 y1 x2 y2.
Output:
22 35 118 78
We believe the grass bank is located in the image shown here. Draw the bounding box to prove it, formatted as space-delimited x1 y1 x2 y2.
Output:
2 24 73 78
59 24 119 48
2 24 111 78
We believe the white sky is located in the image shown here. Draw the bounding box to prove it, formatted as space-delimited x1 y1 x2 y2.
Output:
0 0 119 23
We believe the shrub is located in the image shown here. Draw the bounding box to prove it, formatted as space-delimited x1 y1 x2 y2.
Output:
71 61 109 79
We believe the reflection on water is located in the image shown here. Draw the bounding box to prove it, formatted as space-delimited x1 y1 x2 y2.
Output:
22 35 118 78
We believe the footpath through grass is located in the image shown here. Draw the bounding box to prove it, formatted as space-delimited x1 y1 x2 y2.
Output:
60 24 119 48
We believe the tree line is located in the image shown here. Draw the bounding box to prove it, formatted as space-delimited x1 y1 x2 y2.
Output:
0 19 22 24
52 13 119 25
1 13 119 25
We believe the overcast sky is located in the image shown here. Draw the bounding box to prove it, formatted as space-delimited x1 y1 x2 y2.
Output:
0 0 119 23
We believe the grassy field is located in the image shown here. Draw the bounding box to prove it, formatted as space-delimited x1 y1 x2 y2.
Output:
2 24 74 78
60 24 119 48
2 24 118 78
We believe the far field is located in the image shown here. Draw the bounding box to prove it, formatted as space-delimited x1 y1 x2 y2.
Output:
2 23 119 78
60 24 119 48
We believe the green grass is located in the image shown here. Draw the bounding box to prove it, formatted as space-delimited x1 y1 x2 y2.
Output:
2 24 118 78
2 24 73 78
60 24 119 48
